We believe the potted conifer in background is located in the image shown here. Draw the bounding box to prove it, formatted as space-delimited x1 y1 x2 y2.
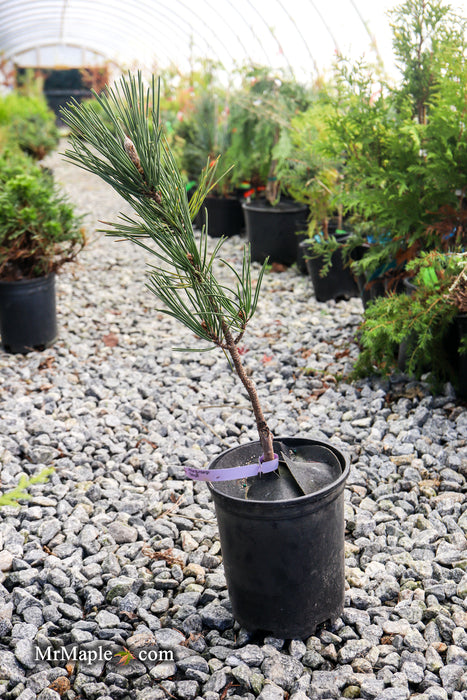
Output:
62 72 350 639
274 91 359 300
175 79 244 238
0 145 85 353
355 251 467 397
225 66 310 266
0 74 59 161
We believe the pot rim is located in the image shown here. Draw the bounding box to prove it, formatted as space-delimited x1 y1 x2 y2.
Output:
241 200 307 215
0 272 55 287
207 436 349 507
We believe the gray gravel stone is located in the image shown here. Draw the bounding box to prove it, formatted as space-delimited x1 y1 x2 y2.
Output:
257 682 285 700
176 655 210 675
439 664 464 693
422 688 449 700
374 689 410 700
199 603 234 631
0 144 464 700
17 690 37 700
14 639 36 669
402 660 425 683
107 521 139 544
227 644 265 667
203 668 228 692
149 660 177 679
95 610 120 628
25 670 49 694
261 654 304 691
360 678 385 699
174 680 199 700
154 628 186 648
337 639 372 663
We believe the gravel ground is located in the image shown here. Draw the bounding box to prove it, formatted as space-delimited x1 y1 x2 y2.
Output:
0 142 466 700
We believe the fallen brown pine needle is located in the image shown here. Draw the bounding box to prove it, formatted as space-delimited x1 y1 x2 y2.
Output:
141 546 184 567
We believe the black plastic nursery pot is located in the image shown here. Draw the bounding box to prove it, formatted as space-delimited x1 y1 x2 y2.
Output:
301 235 360 302
357 276 386 309
295 232 309 275
198 196 245 238
456 315 467 399
242 200 307 266
352 244 386 308
0 274 57 353
207 437 349 639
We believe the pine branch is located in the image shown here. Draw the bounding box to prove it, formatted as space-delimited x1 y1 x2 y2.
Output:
61 72 273 458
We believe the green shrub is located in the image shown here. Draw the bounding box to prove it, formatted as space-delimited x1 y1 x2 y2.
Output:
320 0 467 288
0 92 59 159
274 89 343 240
224 66 312 202
355 251 467 385
0 152 85 279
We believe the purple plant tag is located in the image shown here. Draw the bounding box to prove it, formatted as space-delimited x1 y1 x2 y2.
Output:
184 454 279 481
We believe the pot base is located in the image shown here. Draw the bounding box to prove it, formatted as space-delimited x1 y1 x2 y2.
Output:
0 274 57 354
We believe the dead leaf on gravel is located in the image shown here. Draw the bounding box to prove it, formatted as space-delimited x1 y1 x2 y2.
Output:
49 676 71 694
141 546 184 567
102 332 119 347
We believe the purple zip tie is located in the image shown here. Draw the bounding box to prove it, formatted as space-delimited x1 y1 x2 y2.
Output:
184 453 279 481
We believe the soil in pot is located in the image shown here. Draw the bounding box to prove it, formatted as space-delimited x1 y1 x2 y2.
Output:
0 274 57 353
207 437 349 639
242 200 307 266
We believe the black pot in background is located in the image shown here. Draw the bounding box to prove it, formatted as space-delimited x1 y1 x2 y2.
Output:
352 244 385 308
0 274 57 353
242 200 307 266
295 232 309 275
454 314 467 399
208 437 349 639
197 196 245 238
302 234 359 302
357 276 386 308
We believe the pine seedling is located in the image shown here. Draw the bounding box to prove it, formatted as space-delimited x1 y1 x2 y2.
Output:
61 72 274 461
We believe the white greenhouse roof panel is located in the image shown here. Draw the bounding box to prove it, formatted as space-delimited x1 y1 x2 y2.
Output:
0 0 398 80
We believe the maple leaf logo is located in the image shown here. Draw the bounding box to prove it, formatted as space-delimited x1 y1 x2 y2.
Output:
114 647 135 665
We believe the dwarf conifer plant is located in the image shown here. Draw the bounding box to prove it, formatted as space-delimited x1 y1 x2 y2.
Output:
354 251 467 385
61 72 274 461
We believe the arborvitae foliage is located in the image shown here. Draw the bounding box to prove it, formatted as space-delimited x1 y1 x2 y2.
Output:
61 72 275 461
323 0 467 287
391 0 466 124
